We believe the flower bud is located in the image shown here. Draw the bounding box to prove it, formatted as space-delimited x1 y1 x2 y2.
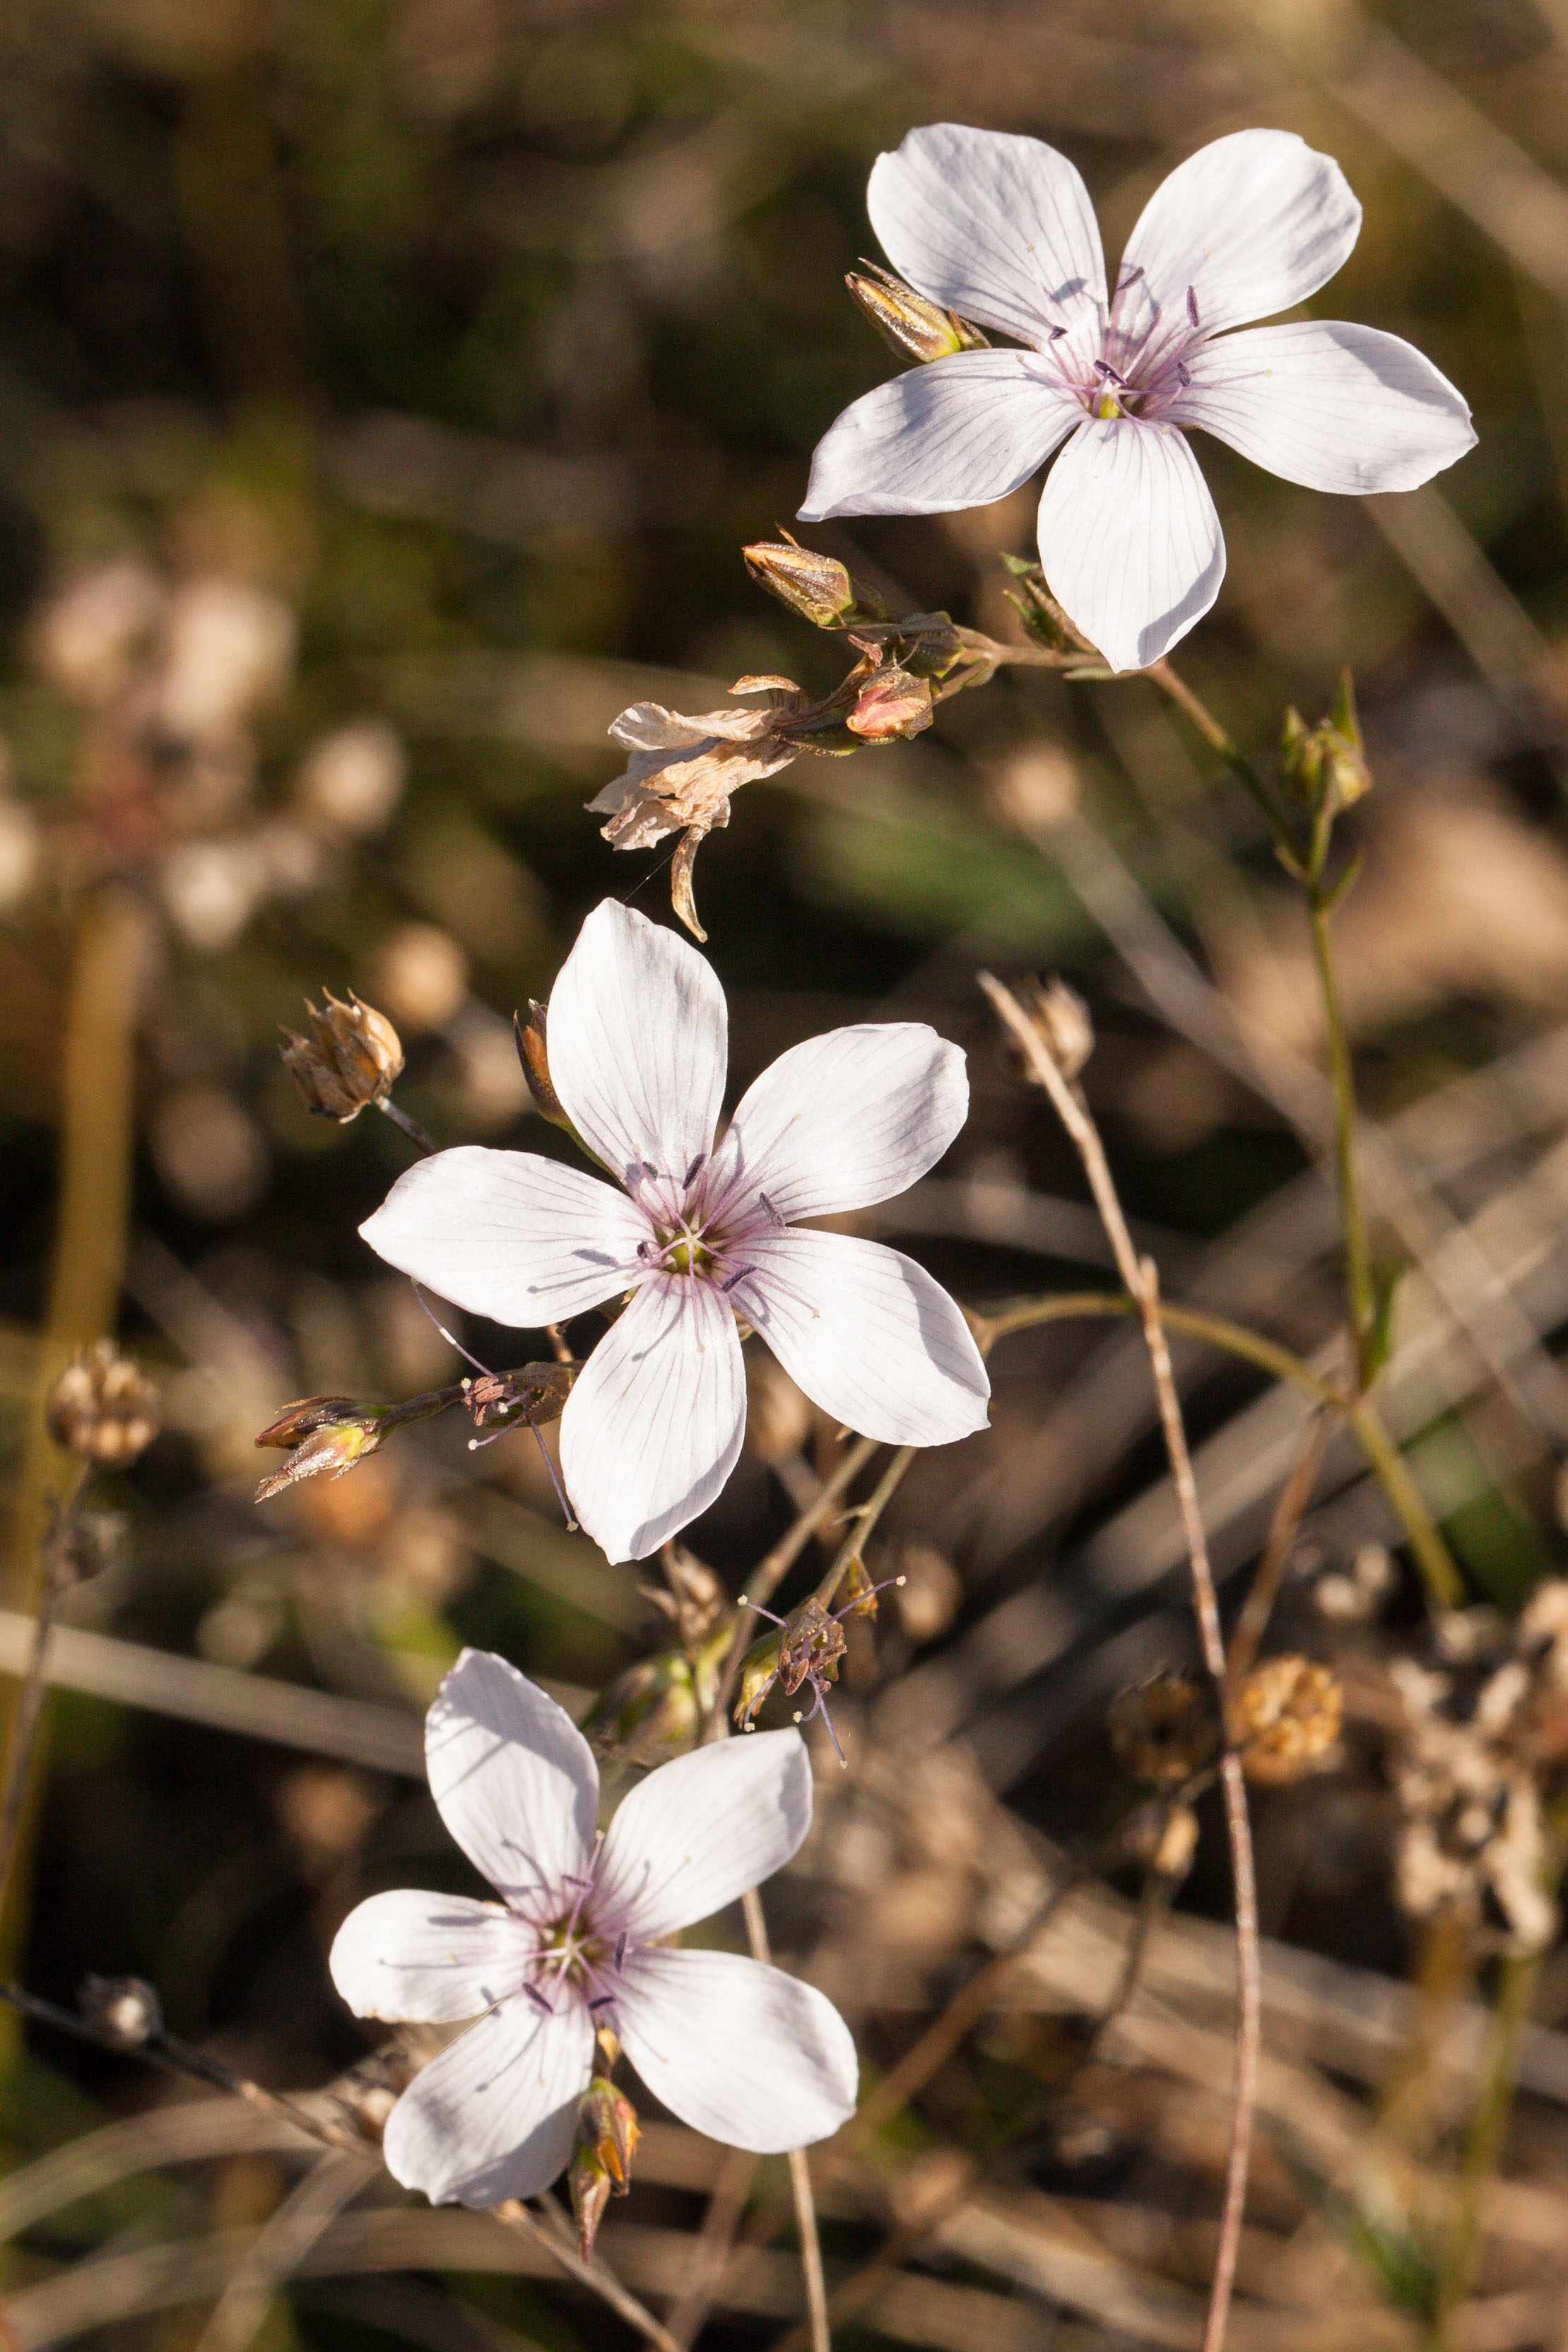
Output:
1108 1671 1218 1787
1278 671 1369 816
570 2075 640 2259
733 1628 786 1731
586 1650 702 1767
47 1343 160 1466
514 1001 574 1131
280 989 403 1122
80 1973 162 2044
846 264 989 364
253 1396 387 1503
840 1555 882 1620
1232 1654 1343 1785
847 666 933 741
743 537 885 630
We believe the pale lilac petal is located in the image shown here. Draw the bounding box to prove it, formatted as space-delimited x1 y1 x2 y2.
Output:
359 1147 646 1329
799 353 1079 522
559 1276 746 1563
330 1891 534 2023
713 1025 968 1221
867 122 1106 353
596 1730 811 1941
425 1651 599 1922
382 1999 592 2206
546 900 726 1185
615 1948 856 2151
1119 129 1360 346
741 1230 989 1447
1171 320 1477 493
1037 418 1224 673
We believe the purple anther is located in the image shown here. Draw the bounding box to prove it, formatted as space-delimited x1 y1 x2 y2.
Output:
758 1192 786 1230
721 1266 753 1294
1174 362 1191 387
588 1993 615 2011
1092 359 1127 387
637 1240 654 1262
1047 324 1068 343
1117 263 1145 290
614 1932 627 1971
521 1982 555 2016
683 1152 706 1187
1186 285 1201 329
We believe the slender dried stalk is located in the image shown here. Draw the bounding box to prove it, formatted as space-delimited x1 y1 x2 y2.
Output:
1225 1412 1332 1691
742 1886 830 2352
707 1434 880 1729
978 970 1259 2352
662 2148 758 2349
813 1447 916 1607
0 1474 87 1912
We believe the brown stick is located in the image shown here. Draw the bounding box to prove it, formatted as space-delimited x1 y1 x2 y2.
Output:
742 1886 830 2352
977 971 1260 2352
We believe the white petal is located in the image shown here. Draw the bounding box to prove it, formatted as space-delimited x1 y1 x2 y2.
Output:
596 1729 812 1940
546 900 726 1186
741 1229 989 1447
382 1998 592 2207
1119 129 1360 346
559 1276 745 1563
359 1147 647 1329
1172 320 1477 493
615 1948 856 2151
714 1024 968 1221
1037 418 1225 673
799 352 1079 522
330 1891 534 2023
867 122 1106 352
425 1650 599 1922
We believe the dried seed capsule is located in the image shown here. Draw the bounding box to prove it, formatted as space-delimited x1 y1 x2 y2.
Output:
47 1343 160 1466
280 989 403 1121
1107 1671 1218 1787
1232 1654 1343 1785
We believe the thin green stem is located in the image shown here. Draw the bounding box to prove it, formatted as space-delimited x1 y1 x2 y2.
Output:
814 1446 917 1609
977 1290 1463 1609
1432 1951 1538 2346
1307 891 1377 1376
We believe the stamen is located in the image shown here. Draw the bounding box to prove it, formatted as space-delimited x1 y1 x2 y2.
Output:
614 1932 627 1971
1116 263 1145 292
758 1192 786 1230
683 1152 706 1186
521 1982 554 2016
588 1994 615 2011
1092 358 1128 387
637 1240 654 1262
1174 362 1191 387
1186 284 1201 329
1047 324 1068 343
721 1266 753 1293
411 1283 494 1380
737 1594 786 1625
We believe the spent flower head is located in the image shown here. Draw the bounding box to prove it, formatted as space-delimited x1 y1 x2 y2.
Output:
801 124 1475 672
330 1649 857 2207
47 1343 160 1467
360 900 989 1561
281 989 404 1122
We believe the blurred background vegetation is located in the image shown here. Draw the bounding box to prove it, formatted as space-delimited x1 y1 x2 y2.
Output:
9 0 1568 2344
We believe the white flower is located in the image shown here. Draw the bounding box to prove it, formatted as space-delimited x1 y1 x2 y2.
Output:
801 124 1476 674
330 1649 858 2206
361 899 990 1561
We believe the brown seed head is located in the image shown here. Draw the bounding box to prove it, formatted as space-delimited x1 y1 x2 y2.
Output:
280 989 403 1122
1233 1654 1343 1786
570 2076 640 2258
47 1342 160 1466
1107 1671 1218 1787
1016 975 1095 1083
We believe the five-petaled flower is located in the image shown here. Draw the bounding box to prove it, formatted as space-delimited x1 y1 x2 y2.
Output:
330 1649 857 2206
801 124 1475 674
361 899 990 1561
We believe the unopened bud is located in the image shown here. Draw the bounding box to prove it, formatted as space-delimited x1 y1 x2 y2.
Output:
1232 1654 1343 1785
80 1974 162 2044
280 989 403 1122
570 2076 640 2259
514 1001 572 1129
743 536 885 630
840 1555 882 1620
1018 976 1094 1082
585 1650 701 1768
847 665 933 741
734 1627 786 1731
253 1396 387 1502
847 263 988 364
47 1343 160 1467
1278 671 1369 815
1108 1671 1218 1787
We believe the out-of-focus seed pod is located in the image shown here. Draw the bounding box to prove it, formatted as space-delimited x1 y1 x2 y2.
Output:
47 1343 160 1467
1232 1655 1343 1785
1278 671 1369 816
280 989 404 1122
514 999 573 1131
743 536 886 630
1010 976 1094 1083
1107 1671 1218 1787
846 262 989 364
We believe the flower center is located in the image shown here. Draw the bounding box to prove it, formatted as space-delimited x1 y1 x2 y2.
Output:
522 1893 628 2021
